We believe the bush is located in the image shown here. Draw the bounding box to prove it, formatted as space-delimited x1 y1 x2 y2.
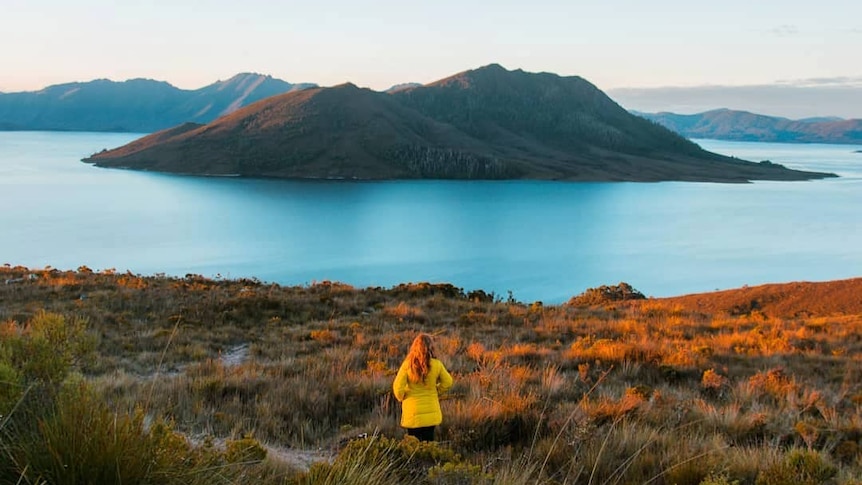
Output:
225 435 268 463
0 381 266 484
0 359 22 416
0 311 95 385
567 282 645 306
302 436 405 485
755 449 838 485
428 462 491 484
302 435 468 484
10 383 155 484
700 471 740 485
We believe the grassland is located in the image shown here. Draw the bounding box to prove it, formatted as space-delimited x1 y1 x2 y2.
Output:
1 265 860 484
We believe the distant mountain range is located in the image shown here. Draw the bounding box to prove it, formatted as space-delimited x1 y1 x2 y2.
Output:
636 109 862 144
608 84 862 120
84 65 833 183
0 74 316 132
5 72 860 147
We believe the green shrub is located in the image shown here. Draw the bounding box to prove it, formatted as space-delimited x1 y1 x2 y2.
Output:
428 461 491 484
0 359 22 416
14 383 154 484
302 435 468 484
0 382 251 485
302 436 405 485
0 311 95 385
567 282 645 306
225 435 268 463
756 449 838 485
700 471 741 485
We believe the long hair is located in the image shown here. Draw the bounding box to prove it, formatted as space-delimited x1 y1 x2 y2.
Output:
406 334 435 383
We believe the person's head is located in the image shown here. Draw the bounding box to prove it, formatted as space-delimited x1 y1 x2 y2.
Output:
406 333 435 383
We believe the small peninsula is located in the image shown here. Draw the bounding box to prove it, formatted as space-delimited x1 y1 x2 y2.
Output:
85 65 836 183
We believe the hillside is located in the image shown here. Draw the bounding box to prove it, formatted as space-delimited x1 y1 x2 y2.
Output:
637 109 862 144
84 83 515 179
85 65 836 182
656 277 862 318
0 73 315 132
1 265 861 482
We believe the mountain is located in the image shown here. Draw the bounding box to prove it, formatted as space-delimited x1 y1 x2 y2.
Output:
636 109 862 144
84 65 835 183
608 84 862 120
84 82 512 179
385 82 423 93
0 74 315 132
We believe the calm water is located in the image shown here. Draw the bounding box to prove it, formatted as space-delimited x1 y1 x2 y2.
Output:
1 131 860 303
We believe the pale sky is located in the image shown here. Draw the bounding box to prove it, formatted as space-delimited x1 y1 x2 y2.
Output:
2 0 860 93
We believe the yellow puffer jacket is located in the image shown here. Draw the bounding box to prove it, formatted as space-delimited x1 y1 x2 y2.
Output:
392 358 453 428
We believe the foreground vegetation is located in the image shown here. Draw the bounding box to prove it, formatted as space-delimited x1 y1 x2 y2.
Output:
1 265 860 484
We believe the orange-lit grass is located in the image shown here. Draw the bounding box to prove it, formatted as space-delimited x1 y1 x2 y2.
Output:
3 266 862 482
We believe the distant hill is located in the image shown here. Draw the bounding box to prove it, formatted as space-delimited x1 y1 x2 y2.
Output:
656 277 862 318
0 74 316 132
608 84 862 120
636 109 862 144
85 65 836 183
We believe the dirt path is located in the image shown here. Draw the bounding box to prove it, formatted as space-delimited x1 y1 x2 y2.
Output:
264 444 333 471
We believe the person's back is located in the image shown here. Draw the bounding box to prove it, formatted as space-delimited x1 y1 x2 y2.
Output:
392 334 453 441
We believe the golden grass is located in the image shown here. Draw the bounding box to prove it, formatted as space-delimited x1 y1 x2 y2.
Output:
1 265 861 483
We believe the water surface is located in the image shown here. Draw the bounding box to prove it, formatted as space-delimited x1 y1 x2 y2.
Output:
2 132 860 303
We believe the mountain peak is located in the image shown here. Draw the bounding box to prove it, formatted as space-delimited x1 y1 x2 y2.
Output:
332 82 360 90
474 63 508 73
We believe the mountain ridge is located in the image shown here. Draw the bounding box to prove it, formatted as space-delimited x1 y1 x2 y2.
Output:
608 84 862 120
636 109 862 144
0 74 316 132
84 64 835 183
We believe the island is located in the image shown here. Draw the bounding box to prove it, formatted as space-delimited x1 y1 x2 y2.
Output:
85 65 836 183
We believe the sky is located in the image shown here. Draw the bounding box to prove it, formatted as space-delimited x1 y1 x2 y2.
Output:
2 0 861 100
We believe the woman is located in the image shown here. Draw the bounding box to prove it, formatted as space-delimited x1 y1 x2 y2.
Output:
392 333 453 441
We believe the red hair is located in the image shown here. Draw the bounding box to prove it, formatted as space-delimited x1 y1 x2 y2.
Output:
406 334 434 383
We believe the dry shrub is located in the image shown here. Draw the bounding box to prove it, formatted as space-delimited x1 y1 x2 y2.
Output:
541 364 566 396
702 368 730 399
444 391 540 451
383 301 427 322
748 367 800 402
466 342 486 363
310 328 337 344
566 337 661 365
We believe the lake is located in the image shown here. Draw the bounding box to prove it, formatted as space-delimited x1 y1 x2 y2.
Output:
1 131 860 303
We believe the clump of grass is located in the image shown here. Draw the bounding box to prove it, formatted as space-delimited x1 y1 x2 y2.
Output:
299 435 472 485
755 448 838 485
